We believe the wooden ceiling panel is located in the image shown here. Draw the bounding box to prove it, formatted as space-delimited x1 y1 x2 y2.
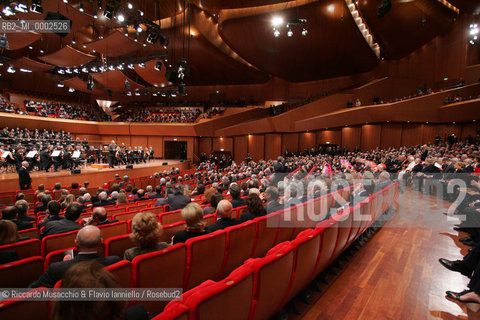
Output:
357 0 457 59
218 0 379 82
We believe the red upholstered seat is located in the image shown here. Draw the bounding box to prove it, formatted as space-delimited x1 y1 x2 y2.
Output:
0 287 50 320
312 219 338 277
330 208 354 260
183 266 254 320
105 207 126 215
97 221 128 240
18 228 39 239
112 210 139 222
245 243 295 320
159 221 187 243
159 209 184 225
132 243 187 314
105 234 134 257
251 212 280 258
41 230 78 256
185 230 227 290
105 260 132 288
203 213 216 226
0 256 44 288
221 221 256 278
152 302 189 320
144 206 166 215
0 239 40 259
285 228 321 302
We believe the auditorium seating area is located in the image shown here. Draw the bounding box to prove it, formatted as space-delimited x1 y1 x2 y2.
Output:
23 100 96 121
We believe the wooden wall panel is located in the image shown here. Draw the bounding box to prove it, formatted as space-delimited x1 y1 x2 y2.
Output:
461 123 479 140
73 134 102 145
163 137 195 161
199 138 213 155
264 134 282 161
212 137 233 152
147 136 163 158
317 130 342 145
341 127 362 151
99 135 117 145
234 136 248 164
130 136 148 148
380 124 402 149
116 135 131 148
282 133 299 155
361 125 382 151
248 135 265 162
401 124 424 146
299 132 316 151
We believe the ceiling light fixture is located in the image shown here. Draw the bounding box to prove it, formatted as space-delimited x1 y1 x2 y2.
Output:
117 13 125 22
271 16 284 27
7 65 16 73
127 2 133 9
79 3 84 12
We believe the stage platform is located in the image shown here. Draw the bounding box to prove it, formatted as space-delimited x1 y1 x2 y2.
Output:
0 160 191 193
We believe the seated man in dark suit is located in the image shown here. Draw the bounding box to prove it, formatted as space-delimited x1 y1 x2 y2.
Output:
155 187 174 207
1 205 33 231
149 185 164 200
84 207 118 226
92 191 115 208
29 225 120 288
205 200 241 233
130 189 148 202
374 171 393 192
40 202 83 239
15 200 36 225
229 183 246 209
265 186 283 214
167 184 191 211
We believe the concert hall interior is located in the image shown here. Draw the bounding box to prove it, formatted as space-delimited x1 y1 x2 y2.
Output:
0 0 480 319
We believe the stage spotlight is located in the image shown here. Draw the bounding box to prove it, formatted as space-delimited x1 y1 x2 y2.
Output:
138 10 143 16
15 3 28 13
138 62 145 68
97 0 102 9
57 83 64 88
273 29 280 37
69 88 75 92
301 28 308 36
73 68 79 73
127 63 134 69
271 16 284 27
377 0 392 18
287 29 293 37
65 68 72 74
30 0 43 14
79 3 84 12
93 11 97 18
2 6 15 16
103 6 113 19
57 69 65 74
86 79 94 90
146 29 159 44
159 34 169 48
19 68 32 72
155 61 162 71
126 91 132 96
127 2 133 9
81 67 88 73
135 90 140 96
7 66 16 73
117 13 125 22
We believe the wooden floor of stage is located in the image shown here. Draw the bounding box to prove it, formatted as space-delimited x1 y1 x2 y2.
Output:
293 189 474 320
0 159 190 192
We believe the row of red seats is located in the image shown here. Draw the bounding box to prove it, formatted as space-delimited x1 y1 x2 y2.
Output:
0 183 398 320
154 182 399 320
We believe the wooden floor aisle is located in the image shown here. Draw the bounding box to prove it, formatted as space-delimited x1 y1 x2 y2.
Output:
295 189 477 320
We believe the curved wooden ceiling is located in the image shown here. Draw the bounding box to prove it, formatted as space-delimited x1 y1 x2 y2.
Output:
357 0 458 59
218 0 379 82
0 0 470 99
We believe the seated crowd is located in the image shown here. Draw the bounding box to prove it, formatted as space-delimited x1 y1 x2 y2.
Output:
24 99 96 120
114 107 201 123
0 137 479 318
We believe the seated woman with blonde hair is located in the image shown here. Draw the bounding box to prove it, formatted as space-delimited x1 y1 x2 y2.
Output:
123 211 170 261
172 202 207 244
116 192 128 205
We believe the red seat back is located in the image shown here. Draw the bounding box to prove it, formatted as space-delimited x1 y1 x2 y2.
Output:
41 230 78 256
185 230 227 290
286 229 321 302
0 256 44 288
312 219 338 277
247 243 295 320
0 287 49 320
252 213 280 258
0 239 40 259
112 211 139 222
221 221 256 277
159 221 187 243
331 208 353 260
159 209 183 225
144 206 166 215
105 260 132 288
132 244 187 314
97 221 128 240
105 234 134 257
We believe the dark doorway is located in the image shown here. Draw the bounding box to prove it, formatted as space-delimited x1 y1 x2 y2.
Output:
164 141 187 160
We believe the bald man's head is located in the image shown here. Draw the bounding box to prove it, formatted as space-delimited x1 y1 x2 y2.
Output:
216 200 233 219
92 207 107 223
75 226 102 251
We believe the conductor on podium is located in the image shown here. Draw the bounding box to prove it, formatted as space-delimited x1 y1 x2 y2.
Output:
108 140 116 168
19 161 31 190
